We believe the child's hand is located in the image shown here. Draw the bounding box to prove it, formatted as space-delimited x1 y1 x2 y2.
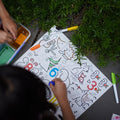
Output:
0 30 13 43
50 78 68 105
2 16 17 40
50 78 75 120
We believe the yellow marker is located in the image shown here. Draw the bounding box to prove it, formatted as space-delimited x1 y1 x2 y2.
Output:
55 26 78 33
67 26 79 31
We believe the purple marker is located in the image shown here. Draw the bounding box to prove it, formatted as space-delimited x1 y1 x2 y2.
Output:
49 81 55 86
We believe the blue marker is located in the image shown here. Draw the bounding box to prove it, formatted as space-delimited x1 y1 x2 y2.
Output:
48 81 55 86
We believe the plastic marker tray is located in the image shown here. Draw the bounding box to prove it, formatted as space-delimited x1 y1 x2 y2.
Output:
0 24 31 65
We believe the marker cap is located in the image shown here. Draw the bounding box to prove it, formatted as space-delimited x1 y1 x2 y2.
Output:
49 81 55 86
111 73 116 84
67 26 78 31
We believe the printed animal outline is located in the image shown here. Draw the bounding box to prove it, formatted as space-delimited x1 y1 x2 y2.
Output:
44 40 57 55
57 37 74 60
90 70 100 80
68 82 87 99
98 78 109 88
33 39 56 56
75 91 96 110
56 68 70 88
81 63 90 72
42 33 58 43
71 69 87 84
16 57 29 67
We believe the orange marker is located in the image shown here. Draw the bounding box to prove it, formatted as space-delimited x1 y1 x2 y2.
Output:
30 39 54 51
30 44 41 51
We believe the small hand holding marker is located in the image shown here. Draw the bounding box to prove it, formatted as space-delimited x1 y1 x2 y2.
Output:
49 78 75 120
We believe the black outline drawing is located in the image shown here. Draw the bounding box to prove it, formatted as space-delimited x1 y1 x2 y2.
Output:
57 37 74 60
81 63 90 72
56 68 70 88
98 78 109 88
90 70 100 80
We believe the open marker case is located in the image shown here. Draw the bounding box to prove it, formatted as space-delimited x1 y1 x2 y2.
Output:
0 24 31 65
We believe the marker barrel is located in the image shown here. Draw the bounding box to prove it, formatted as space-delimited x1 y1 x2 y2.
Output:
113 84 119 104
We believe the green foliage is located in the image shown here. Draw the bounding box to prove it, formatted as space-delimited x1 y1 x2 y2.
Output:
2 0 120 67
116 74 120 84
71 0 120 67
2 0 84 30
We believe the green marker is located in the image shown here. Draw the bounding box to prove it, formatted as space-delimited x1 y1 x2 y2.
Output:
111 73 119 104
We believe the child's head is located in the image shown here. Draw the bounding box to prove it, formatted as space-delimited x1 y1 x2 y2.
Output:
0 65 56 120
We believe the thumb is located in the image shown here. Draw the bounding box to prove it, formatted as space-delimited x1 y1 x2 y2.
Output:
9 29 16 40
50 83 54 91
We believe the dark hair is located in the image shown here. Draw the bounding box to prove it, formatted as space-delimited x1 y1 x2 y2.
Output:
0 65 57 120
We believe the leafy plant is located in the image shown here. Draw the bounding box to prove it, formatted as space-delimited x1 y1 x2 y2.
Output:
71 0 120 67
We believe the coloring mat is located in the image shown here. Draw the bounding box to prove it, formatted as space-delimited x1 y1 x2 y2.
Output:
14 26 112 119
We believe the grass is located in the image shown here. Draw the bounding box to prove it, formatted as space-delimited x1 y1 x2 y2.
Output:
2 0 120 67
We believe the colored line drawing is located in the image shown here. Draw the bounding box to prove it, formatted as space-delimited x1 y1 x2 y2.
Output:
78 72 86 83
57 37 74 60
90 70 100 80
48 57 61 70
56 68 70 88
86 80 101 93
71 69 87 84
87 81 97 90
24 63 33 71
16 57 40 75
39 57 61 72
94 86 101 93
98 78 109 88
49 68 59 77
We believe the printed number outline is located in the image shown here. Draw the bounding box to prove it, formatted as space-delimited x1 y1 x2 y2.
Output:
49 68 59 77
87 81 97 90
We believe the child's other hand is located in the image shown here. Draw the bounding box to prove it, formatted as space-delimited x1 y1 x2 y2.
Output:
50 78 68 105
0 30 13 43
